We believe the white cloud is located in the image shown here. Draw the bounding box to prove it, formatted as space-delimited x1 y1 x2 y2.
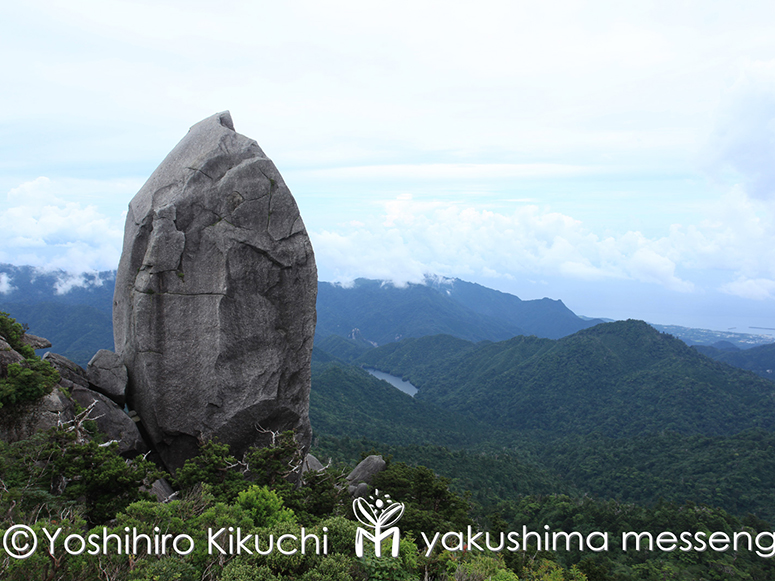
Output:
0 273 15 294
312 228 428 285
4 0 775 326
311 194 679 289
684 187 775 276
311 188 775 297
1 177 125 272
300 163 599 182
6 0 774 174
52 270 110 294
627 247 693 293
720 278 775 301
705 60 775 201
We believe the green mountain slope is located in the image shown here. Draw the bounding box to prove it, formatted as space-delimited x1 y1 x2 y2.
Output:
310 357 489 448
543 429 775 522
356 333 480 382
357 320 775 438
0 265 115 365
309 356 572 511
310 348 775 524
695 342 775 382
1 302 114 367
313 334 374 363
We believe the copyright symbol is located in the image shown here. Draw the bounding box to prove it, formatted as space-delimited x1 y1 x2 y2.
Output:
3 525 38 559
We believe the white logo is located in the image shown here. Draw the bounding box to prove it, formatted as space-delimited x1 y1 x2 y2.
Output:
353 489 405 557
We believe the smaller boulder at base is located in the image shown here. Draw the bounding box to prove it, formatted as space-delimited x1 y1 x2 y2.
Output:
70 385 147 457
346 454 387 495
87 349 128 406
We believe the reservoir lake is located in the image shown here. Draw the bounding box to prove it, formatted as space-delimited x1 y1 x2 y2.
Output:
364 368 418 397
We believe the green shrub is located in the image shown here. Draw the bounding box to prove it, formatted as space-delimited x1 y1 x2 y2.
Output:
0 426 161 525
0 311 33 357
0 312 59 408
221 563 283 581
314 516 359 555
0 516 92 581
173 439 250 503
236 485 296 527
300 553 359 581
455 554 520 581
0 360 58 407
359 535 419 581
130 557 199 581
253 520 309 576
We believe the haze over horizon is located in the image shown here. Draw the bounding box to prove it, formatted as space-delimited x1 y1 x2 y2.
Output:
2 1 775 334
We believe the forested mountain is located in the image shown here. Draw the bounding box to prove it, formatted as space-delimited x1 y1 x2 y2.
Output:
0 264 114 364
1 302 113 366
694 341 775 381
356 320 775 438
316 276 604 345
425 276 603 339
310 357 490 448
310 343 775 523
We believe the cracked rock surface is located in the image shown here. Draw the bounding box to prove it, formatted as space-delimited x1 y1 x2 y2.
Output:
114 111 316 471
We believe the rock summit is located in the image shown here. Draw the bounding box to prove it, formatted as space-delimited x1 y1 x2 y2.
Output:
113 111 317 471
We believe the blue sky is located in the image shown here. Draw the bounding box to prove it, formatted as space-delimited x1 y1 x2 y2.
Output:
2 1 775 333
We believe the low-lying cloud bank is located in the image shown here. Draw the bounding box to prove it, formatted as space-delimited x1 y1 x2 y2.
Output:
310 185 775 301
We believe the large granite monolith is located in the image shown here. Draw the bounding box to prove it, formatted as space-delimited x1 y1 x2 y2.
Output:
114 111 316 471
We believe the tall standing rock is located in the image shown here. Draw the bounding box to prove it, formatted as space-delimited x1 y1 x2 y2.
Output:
114 112 316 471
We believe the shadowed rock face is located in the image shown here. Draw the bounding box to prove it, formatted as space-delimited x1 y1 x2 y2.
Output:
113 111 316 472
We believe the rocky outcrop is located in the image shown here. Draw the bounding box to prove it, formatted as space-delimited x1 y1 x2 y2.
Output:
302 453 325 475
0 387 75 442
21 333 52 350
44 352 89 387
114 111 317 472
347 454 387 496
70 385 147 457
146 478 177 503
1 337 75 442
1 322 145 464
87 349 128 406
0 337 25 367
39 351 146 456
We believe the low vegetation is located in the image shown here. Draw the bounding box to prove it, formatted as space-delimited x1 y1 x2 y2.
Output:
0 311 60 408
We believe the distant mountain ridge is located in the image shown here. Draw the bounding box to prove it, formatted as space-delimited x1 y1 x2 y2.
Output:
0 264 114 365
425 276 603 339
1 266 604 364
2 263 773 367
694 342 775 381
316 276 605 345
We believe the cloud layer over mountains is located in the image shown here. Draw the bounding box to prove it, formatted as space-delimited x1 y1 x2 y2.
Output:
3 1 775 330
